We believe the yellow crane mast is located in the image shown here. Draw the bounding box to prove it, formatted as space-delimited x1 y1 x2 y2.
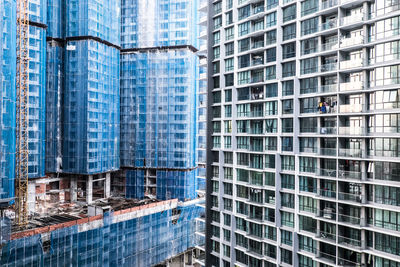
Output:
15 0 29 226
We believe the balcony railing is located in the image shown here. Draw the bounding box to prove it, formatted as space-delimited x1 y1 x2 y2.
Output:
338 213 364 226
320 62 337 72
316 251 336 264
338 127 364 135
321 41 339 51
320 148 337 156
319 127 337 135
338 170 362 180
320 84 338 93
338 192 364 203
317 168 337 177
340 58 364 69
338 148 363 158
340 13 365 26
320 20 338 31
318 230 336 241
340 35 364 47
317 208 336 220
339 103 363 113
321 0 338 10
318 188 336 198
339 81 364 91
338 235 363 248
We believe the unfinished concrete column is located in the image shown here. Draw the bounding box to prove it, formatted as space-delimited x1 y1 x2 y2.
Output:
87 175 93 204
105 172 111 198
70 176 78 202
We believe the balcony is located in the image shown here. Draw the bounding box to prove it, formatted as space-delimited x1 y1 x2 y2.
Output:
340 13 365 26
318 230 336 242
319 127 337 135
339 103 363 113
321 0 338 10
340 58 364 70
340 35 364 47
321 41 339 52
338 170 362 180
250 110 264 118
338 127 364 135
338 148 363 158
316 250 336 265
321 19 338 32
338 213 364 226
320 62 337 72
320 84 338 93
317 189 336 199
318 168 337 177
339 81 364 92
320 148 337 156
338 235 363 249
338 192 364 203
317 208 336 220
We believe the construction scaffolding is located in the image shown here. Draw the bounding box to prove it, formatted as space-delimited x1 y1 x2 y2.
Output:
120 0 199 49
0 199 204 267
120 50 198 170
27 25 46 179
63 40 120 174
45 41 63 173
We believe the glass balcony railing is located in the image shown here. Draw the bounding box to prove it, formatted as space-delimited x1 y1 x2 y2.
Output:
339 103 364 113
250 110 263 117
317 208 336 220
339 81 364 91
318 168 337 177
321 41 339 51
340 13 365 26
320 148 337 156
318 230 336 242
338 192 364 203
316 251 336 264
340 35 364 47
317 188 336 198
338 148 363 158
321 0 338 10
338 127 364 135
320 84 338 93
338 213 364 226
319 127 337 134
320 62 337 72
338 170 362 180
338 236 363 248
320 20 337 31
340 58 364 69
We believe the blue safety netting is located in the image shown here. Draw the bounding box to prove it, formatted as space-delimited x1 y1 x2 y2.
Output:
156 169 197 201
45 41 63 173
120 49 198 170
121 0 200 49
125 169 197 201
47 0 64 38
63 40 120 174
28 26 47 179
0 203 203 267
66 0 120 46
28 0 47 24
0 0 16 201
125 169 145 199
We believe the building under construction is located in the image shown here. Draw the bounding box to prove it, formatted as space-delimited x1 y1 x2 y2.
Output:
0 0 207 266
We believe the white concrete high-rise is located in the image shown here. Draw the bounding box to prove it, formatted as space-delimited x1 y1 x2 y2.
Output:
205 0 400 266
